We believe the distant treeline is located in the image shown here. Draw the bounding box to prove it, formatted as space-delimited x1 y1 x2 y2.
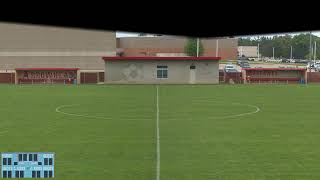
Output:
239 34 320 59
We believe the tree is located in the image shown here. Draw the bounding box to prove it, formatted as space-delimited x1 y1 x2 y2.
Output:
184 38 204 56
238 34 320 59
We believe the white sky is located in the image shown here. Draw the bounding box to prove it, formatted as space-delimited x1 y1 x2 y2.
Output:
116 31 320 38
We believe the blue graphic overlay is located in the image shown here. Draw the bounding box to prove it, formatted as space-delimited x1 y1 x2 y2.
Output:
1 152 54 178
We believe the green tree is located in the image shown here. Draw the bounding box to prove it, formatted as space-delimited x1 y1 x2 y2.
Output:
184 38 204 56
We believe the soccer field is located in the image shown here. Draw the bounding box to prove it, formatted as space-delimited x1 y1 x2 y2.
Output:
1 84 320 180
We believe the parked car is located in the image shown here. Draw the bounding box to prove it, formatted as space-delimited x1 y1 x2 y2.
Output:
307 62 320 69
239 61 250 68
289 59 296 63
282 59 290 63
315 64 320 72
224 64 238 73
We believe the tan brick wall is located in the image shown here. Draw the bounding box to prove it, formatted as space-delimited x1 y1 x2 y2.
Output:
0 22 116 52
0 22 116 71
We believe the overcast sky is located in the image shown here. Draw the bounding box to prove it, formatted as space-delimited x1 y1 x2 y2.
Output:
116 31 320 38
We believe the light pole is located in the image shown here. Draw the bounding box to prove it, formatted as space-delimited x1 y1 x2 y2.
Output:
309 31 312 72
272 47 275 59
314 41 317 63
196 38 200 57
258 43 260 61
216 39 219 57
310 31 312 61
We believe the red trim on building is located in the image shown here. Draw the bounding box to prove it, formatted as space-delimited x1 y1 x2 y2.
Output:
249 77 301 81
243 68 306 71
15 68 79 71
102 56 221 61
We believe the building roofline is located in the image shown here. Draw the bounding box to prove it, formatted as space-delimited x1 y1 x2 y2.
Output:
102 56 221 61
15 68 79 71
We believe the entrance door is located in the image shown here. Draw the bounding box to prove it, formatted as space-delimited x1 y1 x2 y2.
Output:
189 65 196 84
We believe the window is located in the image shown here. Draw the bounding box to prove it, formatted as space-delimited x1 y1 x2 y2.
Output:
44 171 48 178
49 171 53 178
32 171 36 178
15 171 19 178
3 171 7 178
20 171 24 178
18 154 22 161
3 158 7 165
37 171 40 178
14 162 17 165
34 154 38 161
44 158 48 165
8 171 11 178
8 158 11 165
157 65 168 79
38 162 42 165
29 154 33 161
23 154 27 161
49 158 53 165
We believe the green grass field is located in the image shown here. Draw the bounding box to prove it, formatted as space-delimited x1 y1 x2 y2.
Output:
1 84 320 180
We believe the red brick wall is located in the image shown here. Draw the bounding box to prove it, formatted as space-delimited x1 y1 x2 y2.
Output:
224 72 242 84
0 73 15 84
80 72 98 84
307 72 320 83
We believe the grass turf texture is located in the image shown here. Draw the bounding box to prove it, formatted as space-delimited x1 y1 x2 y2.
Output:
0 84 320 180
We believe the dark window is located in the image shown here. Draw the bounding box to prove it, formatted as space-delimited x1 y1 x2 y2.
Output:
49 171 53 178
44 158 48 165
38 162 42 165
7 171 11 178
29 154 33 161
34 154 38 161
20 171 24 178
44 171 48 178
156 70 162 78
3 171 7 178
156 66 168 79
32 171 36 178
14 162 17 165
49 158 53 165
163 70 168 77
190 65 196 69
18 154 22 161
3 158 7 165
37 171 40 178
8 158 11 165
15 171 19 178
23 154 27 161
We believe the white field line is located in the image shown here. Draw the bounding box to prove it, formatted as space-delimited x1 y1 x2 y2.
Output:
55 104 112 120
55 104 152 120
156 85 160 180
211 103 260 120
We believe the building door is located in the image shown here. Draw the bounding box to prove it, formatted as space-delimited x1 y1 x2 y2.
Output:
190 65 196 84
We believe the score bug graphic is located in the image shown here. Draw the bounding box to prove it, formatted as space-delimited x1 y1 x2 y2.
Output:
1 152 54 178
